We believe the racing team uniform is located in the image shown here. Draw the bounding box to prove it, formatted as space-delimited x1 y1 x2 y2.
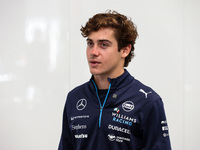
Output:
58 70 171 150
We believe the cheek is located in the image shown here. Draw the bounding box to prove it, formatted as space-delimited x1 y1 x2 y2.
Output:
103 54 116 65
104 51 120 61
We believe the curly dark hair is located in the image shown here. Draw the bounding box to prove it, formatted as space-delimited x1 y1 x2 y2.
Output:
80 10 138 67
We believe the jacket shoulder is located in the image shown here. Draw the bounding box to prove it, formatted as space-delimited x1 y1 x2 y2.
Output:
68 81 90 97
131 78 162 103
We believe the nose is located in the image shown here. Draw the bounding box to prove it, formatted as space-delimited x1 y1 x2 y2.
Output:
90 45 99 56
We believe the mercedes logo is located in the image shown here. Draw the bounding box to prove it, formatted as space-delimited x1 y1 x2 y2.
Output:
76 99 87 111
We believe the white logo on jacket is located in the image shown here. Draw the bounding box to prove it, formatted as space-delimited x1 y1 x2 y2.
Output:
76 99 87 111
122 101 134 112
108 134 130 143
108 134 116 141
139 89 152 98
74 134 88 139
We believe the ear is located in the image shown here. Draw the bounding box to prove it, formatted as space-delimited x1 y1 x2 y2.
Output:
121 44 132 58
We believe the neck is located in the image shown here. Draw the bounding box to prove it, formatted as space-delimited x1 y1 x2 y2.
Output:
93 69 125 89
93 76 110 89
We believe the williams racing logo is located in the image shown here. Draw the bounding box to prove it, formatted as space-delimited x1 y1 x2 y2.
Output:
114 107 120 113
112 110 137 126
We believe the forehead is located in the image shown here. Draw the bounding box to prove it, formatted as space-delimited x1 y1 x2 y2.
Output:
88 28 116 41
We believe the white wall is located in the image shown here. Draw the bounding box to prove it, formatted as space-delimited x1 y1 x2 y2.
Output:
0 0 199 149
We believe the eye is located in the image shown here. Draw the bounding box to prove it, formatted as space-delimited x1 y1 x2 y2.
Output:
100 42 109 49
87 41 93 47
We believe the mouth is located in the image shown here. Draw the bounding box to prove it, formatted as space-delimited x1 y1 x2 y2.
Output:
89 60 101 67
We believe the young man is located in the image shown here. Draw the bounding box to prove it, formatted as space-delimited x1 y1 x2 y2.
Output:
58 10 171 150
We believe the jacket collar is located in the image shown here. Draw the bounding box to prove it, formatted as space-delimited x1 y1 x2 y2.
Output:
90 69 134 92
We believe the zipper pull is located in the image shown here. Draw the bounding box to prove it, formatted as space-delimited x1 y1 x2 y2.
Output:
100 106 103 112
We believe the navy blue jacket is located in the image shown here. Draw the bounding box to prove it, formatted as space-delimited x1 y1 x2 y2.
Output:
58 70 171 150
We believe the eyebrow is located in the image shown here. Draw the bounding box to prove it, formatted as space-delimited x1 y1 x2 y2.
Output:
86 38 112 44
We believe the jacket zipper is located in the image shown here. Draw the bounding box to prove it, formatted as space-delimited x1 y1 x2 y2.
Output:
92 80 111 127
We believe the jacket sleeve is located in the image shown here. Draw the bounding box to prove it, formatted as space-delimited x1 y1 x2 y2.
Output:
58 101 74 150
141 98 171 150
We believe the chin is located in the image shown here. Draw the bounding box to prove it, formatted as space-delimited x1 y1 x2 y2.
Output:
89 69 102 76
90 71 99 76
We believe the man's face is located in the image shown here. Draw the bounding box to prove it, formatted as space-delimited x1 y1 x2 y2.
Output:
86 28 125 79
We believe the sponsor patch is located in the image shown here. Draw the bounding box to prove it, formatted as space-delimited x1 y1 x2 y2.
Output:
161 120 170 137
163 133 169 137
71 115 89 121
139 89 152 98
108 134 130 143
122 101 134 112
161 120 167 124
162 126 169 131
76 99 87 111
108 134 116 141
74 134 88 139
108 124 131 135
71 124 87 130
